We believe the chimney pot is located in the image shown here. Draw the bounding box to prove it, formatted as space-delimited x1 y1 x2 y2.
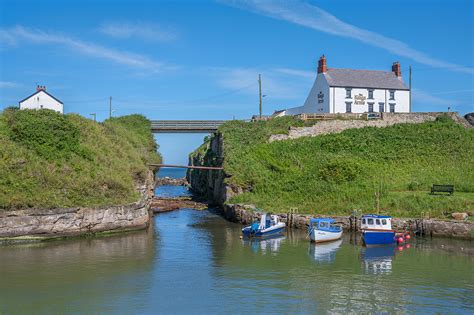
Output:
317 55 327 74
392 61 401 77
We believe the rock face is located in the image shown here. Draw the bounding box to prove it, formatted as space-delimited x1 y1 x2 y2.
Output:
222 204 474 240
0 170 155 240
270 112 472 142
187 133 229 206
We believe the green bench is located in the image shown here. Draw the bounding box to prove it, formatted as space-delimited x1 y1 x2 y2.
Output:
431 184 454 195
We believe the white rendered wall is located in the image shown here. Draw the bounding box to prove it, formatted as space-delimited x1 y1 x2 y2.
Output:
19 91 63 114
302 74 329 113
331 87 410 113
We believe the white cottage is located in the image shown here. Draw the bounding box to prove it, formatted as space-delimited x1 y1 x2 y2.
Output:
19 86 64 114
285 55 410 115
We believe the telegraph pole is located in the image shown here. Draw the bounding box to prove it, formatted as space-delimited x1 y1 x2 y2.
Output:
409 66 412 112
109 96 113 119
258 74 262 119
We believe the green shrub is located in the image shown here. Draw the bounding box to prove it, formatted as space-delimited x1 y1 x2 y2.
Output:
0 110 161 210
192 117 474 218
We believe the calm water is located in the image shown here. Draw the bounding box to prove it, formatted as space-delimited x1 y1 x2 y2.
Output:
1 173 473 313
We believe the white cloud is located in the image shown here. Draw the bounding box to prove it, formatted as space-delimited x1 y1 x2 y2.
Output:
0 26 170 72
0 81 18 88
221 0 474 74
412 88 454 106
99 21 176 42
208 66 313 100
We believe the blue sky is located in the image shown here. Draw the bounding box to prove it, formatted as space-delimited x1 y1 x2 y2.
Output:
1 0 473 164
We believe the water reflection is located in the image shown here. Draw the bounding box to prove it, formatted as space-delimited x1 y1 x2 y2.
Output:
0 228 155 314
308 239 343 263
242 235 285 255
360 246 397 274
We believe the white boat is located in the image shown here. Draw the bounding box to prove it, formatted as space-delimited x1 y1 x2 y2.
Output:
308 218 343 243
242 213 286 237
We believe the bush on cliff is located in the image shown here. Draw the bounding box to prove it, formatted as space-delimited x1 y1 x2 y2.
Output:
192 116 474 218
0 109 161 209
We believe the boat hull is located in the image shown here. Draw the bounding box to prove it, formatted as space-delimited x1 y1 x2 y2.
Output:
362 230 396 246
310 230 343 243
242 223 285 237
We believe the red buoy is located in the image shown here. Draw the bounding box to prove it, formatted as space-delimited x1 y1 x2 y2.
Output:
397 237 404 243
405 244 411 249
405 234 411 240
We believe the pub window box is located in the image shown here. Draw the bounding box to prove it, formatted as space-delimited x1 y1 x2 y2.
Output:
389 103 396 113
368 102 374 113
368 89 374 99
389 90 395 100
345 89 352 99
345 102 352 113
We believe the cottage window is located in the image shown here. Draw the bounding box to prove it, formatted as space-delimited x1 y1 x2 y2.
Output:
379 103 385 113
389 103 396 113
345 102 352 113
368 89 374 99
376 219 381 225
368 103 374 113
367 218 374 225
389 90 395 100
345 89 352 98
382 219 387 225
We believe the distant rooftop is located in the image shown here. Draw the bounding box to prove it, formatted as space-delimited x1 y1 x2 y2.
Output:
324 68 409 90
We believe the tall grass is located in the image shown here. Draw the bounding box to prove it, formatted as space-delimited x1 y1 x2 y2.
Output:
203 116 474 218
0 109 161 209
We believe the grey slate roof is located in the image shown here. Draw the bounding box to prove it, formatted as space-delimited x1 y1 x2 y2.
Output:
324 68 409 90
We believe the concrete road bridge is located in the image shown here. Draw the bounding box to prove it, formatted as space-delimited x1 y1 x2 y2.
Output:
150 120 228 133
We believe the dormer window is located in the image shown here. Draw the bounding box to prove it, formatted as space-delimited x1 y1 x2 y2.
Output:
345 89 352 98
389 90 395 100
368 89 374 99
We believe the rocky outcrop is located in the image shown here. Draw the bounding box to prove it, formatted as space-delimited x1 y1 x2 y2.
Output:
0 170 155 241
222 204 474 240
187 133 229 205
270 112 472 142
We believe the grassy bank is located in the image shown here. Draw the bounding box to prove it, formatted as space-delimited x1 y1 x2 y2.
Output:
198 116 474 218
0 108 161 209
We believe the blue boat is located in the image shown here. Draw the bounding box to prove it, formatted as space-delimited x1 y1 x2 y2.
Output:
308 218 343 243
242 213 286 238
361 214 396 246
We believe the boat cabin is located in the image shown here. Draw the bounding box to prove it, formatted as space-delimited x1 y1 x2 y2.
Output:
309 218 341 232
258 214 280 229
361 214 392 230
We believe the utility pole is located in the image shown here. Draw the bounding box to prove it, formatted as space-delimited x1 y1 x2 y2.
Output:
90 113 96 122
409 66 412 112
258 74 262 119
109 96 112 119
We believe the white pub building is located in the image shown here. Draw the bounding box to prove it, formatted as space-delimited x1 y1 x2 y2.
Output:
285 55 410 115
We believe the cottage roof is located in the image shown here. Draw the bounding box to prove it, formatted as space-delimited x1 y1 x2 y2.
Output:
324 68 409 90
19 89 64 105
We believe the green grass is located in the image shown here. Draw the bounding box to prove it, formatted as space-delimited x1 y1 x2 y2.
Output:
0 109 161 209
193 116 474 218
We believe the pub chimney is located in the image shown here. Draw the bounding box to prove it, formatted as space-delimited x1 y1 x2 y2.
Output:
317 55 327 74
392 62 401 77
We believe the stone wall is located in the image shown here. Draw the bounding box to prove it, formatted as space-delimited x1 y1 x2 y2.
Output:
270 112 472 142
0 170 155 241
222 204 474 240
